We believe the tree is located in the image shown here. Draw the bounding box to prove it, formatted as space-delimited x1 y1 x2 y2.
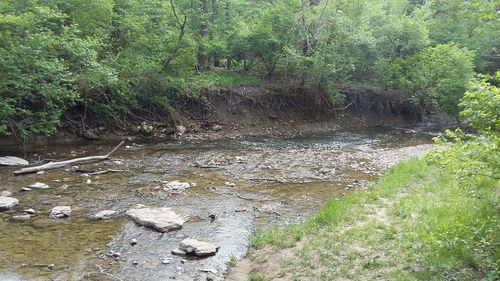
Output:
460 72 500 133
405 43 475 112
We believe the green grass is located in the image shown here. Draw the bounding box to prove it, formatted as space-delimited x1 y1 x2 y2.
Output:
247 274 271 281
227 253 237 267
247 159 499 280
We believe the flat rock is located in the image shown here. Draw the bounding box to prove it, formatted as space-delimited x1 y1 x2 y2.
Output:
94 210 117 220
30 182 49 189
0 156 28 166
12 214 31 221
164 180 191 191
50 206 71 218
126 207 184 232
0 196 19 211
179 238 220 257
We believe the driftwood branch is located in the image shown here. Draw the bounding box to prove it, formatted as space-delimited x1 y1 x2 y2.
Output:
13 141 125 176
87 169 126 176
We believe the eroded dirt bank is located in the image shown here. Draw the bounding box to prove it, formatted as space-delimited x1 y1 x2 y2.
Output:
0 129 434 281
0 84 456 147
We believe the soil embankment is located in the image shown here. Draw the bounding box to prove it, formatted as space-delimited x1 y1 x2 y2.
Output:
0 85 456 146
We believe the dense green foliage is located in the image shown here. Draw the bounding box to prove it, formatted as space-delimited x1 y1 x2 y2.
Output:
249 76 499 280
0 0 498 138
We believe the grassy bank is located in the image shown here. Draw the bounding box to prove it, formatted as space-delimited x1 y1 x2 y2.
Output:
245 158 499 280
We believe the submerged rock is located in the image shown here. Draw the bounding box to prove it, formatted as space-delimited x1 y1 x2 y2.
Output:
0 196 19 211
50 206 71 218
30 182 49 189
126 207 184 232
11 214 31 221
0 191 12 197
94 210 117 220
178 238 220 257
164 180 191 191
0 156 28 166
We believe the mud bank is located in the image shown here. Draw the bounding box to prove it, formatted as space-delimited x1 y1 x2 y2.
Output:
0 85 456 147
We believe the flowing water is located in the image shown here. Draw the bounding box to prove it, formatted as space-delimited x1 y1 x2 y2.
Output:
0 128 435 281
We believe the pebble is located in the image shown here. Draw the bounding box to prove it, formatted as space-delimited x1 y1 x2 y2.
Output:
132 260 139 265
162 258 172 264
130 238 138 246
36 171 45 175
20 188 31 192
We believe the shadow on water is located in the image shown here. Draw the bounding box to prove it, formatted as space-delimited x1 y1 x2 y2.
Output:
0 129 433 280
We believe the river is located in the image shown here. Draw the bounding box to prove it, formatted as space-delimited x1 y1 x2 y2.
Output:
0 128 435 281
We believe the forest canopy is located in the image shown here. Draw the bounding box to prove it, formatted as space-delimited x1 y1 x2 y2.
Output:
0 0 499 138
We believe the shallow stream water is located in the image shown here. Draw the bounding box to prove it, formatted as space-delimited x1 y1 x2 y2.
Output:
0 128 434 281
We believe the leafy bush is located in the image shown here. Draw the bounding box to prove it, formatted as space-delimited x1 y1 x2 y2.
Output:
460 72 500 133
0 6 95 138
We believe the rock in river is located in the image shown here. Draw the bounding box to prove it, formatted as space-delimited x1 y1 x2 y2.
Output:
164 180 191 191
175 238 220 257
126 207 184 232
0 156 28 166
94 210 117 220
11 214 31 221
30 182 49 189
0 196 19 211
50 206 71 218
0 191 12 197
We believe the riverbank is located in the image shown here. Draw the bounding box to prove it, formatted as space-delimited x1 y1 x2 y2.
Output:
0 83 457 147
226 158 499 280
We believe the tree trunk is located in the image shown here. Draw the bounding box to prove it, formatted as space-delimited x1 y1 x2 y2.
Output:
197 0 209 71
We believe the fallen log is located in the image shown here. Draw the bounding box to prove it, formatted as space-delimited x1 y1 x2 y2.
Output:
13 141 125 176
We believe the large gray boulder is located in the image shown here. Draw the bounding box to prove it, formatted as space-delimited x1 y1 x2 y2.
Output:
0 196 19 211
0 156 28 166
126 207 184 232
177 238 220 257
